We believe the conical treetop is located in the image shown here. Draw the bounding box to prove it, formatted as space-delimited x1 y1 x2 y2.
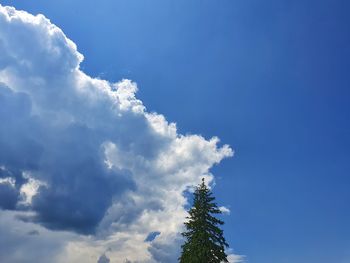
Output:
180 178 229 263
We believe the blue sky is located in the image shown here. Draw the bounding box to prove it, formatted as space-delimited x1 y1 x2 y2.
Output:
1 0 350 262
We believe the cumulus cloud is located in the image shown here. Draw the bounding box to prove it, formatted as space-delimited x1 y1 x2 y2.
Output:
0 4 238 262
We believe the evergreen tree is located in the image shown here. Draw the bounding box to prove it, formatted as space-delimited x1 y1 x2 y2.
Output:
180 178 229 263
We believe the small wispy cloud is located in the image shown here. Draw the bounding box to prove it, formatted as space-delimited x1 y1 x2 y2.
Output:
219 206 231 215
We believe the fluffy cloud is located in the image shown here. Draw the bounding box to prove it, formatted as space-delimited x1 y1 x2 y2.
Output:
0 4 238 262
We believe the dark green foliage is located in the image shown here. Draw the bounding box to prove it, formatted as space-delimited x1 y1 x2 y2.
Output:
180 178 229 263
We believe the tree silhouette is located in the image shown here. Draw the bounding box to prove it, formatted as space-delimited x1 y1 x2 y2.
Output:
180 178 229 263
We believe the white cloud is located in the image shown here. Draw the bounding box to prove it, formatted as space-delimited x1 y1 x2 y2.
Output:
19 172 47 205
219 206 231 215
0 177 16 187
228 253 245 263
0 4 238 263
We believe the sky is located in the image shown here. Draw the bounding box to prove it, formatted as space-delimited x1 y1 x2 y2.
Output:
0 0 349 263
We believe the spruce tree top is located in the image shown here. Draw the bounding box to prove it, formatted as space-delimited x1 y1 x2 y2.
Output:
180 178 229 263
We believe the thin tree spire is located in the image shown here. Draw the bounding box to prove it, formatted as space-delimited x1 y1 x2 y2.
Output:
179 178 229 263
